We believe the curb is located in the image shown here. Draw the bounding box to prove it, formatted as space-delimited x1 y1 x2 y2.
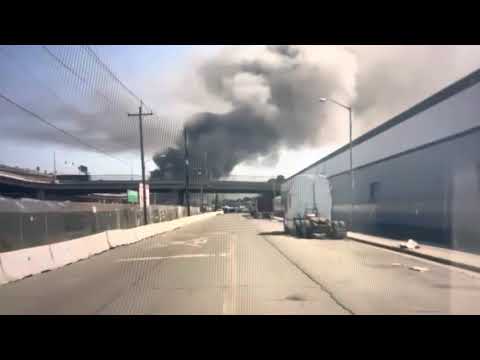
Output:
348 234 480 274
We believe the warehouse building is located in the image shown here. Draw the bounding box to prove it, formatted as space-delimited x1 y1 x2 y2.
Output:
285 68 480 253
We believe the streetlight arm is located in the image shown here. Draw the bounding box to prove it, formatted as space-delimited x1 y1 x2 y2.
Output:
321 97 351 111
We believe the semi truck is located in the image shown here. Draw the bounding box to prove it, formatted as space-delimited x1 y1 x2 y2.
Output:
281 174 347 239
250 195 274 219
273 195 283 217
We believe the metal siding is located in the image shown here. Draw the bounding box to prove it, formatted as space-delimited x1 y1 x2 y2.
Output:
330 129 480 252
286 76 480 252
291 79 480 179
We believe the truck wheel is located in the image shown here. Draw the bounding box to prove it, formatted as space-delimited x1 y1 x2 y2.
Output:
294 220 302 238
300 221 312 239
329 221 347 239
305 225 313 239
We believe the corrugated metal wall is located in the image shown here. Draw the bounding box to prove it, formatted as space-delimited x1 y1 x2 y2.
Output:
284 72 480 252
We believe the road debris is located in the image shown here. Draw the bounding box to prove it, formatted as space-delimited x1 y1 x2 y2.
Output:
409 266 429 272
391 262 403 267
400 239 420 250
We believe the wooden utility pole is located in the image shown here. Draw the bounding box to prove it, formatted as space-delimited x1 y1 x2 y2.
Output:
128 101 153 225
53 151 57 182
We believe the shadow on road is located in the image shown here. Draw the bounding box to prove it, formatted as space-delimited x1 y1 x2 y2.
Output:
259 231 346 241
258 231 287 236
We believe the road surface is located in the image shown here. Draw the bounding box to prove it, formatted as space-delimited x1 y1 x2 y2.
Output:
1 213 480 314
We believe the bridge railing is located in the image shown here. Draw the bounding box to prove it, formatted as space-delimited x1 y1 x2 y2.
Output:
217 175 275 182
64 174 276 183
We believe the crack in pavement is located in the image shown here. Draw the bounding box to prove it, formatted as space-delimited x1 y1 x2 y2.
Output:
262 235 355 315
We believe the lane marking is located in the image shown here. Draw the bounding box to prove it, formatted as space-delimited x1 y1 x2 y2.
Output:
223 236 237 315
170 238 208 248
116 253 229 262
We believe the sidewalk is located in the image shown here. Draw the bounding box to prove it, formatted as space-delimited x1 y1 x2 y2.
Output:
348 232 480 273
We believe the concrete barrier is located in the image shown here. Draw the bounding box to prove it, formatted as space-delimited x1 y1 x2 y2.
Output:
134 224 154 241
87 232 110 256
131 212 218 242
0 245 55 282
0 211 222 286
50 232 108 268
0 259 8 285
106 228 138 248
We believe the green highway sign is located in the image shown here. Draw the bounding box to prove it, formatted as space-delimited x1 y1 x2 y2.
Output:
127 190 139 204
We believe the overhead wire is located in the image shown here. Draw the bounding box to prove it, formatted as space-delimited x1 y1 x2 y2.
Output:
0 91 130 168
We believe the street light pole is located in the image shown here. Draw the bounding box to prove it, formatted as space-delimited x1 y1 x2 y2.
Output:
201 151 208 211
319 97 354 230
348 107 354 231
184 126 191 217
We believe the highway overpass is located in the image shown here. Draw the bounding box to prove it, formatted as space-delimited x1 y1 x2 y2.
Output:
0 174 277 202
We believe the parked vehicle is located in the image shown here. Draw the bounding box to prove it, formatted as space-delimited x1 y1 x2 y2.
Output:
281 174 347 239
251 195 273 219
273 195 283 217
222 205 235 213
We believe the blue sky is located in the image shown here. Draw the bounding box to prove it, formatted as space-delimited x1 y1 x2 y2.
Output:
0 45 221 176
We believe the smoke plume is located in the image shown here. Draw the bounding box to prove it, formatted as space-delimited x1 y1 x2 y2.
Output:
152 45 480 180
152 45 358 179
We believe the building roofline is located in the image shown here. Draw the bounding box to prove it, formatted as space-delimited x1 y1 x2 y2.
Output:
286 67 480 181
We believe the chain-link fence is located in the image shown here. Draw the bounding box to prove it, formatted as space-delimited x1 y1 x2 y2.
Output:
0 197 199 252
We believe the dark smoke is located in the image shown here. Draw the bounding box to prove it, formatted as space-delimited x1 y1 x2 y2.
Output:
151 107 278 180
152 45 346 179
151 45 480 180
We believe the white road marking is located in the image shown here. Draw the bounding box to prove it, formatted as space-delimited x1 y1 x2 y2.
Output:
117 253 229 262
170 237 208 248
223 235 238 315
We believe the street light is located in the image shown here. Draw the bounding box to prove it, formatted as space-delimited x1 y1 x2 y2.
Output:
319 97 354 230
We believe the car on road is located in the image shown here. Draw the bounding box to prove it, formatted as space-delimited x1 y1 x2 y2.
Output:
222 205 235 213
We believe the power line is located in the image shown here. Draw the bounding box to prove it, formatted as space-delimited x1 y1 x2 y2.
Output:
83 45 142 104
84 46 176 130
41 45 119 109
0 91 130 168
39 45 141 157
82 46 185 166
0 45 138 162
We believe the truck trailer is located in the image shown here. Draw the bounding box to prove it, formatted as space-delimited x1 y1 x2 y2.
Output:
281 174 347 239
250 195 274 219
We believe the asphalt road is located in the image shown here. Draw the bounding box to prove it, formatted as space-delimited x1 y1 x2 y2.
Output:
1 213 480 314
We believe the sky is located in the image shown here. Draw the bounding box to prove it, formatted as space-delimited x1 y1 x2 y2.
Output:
1 45 480 178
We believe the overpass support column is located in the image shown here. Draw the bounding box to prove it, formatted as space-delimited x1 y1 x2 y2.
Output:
177 190 185 206
36 189 46 200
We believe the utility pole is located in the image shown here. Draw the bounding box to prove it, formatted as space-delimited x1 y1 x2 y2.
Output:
200 152 207 212
184 126 191 216
128 101 153 225
53 151 57 183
